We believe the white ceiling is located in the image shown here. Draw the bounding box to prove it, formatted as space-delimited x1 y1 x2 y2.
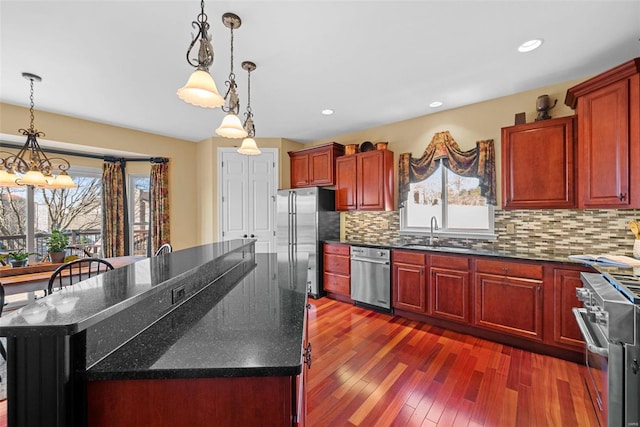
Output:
1 1 639 145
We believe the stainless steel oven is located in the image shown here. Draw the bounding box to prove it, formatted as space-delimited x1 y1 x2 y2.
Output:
574 272 640 427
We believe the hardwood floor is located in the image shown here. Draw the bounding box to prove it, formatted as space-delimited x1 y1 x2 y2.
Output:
307 297 598 427
0 297 597 427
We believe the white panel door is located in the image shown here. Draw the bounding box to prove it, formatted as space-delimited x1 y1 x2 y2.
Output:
219 148 277 253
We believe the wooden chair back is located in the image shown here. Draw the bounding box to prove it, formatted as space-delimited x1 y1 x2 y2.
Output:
48 258 114 295
154 243 173 256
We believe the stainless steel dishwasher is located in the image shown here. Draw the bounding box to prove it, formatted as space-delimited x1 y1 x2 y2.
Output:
350 246 391 311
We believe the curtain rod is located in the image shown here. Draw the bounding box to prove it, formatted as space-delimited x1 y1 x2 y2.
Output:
0 141 169 164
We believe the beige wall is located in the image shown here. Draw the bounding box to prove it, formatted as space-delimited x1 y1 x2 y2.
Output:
0 103 198 250
308 77 585 208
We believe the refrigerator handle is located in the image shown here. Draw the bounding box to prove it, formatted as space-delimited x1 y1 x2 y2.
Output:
288 191 293 246
292 190 297 246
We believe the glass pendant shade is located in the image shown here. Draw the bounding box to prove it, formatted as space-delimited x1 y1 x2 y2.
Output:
0 169 19 187
216 114 248 138
52 171 76 188
177 70 225 108
19 169 47 187
237 137 261 155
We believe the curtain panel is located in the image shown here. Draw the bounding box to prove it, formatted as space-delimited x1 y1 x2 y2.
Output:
398 131 496 207
102 160 129 257
150 162 170 254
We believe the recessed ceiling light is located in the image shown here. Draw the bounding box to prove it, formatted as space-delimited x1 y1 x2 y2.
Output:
321 109 334 116
518 39 543 53
429 101 443 108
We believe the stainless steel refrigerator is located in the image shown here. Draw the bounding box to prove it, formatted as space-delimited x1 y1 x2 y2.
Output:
277 187 340 298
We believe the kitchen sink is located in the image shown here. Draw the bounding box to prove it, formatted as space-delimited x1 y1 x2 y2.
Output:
401 244 474 254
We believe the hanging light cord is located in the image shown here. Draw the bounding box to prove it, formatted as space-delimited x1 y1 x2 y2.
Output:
244 66 255 137
222 20 240 114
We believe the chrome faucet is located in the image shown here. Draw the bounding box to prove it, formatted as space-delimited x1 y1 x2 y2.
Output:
429 216 439 246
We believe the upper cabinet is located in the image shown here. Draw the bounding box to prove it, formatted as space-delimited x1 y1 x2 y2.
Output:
565 58 640 208
288 142 345 188
501 116 576 209
335 149 394 211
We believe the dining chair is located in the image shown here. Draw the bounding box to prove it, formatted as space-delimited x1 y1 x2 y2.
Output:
0 284 6 361
154 243 173 256
47 258 114 295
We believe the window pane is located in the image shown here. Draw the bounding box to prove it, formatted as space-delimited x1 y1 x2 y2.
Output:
0 186 27 251
131 176 150 256
406 163 442 227
34 176 103 256
446 168 489 229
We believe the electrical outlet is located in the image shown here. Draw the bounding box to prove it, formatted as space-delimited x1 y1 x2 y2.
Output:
506 224 516 234
172 285 186 304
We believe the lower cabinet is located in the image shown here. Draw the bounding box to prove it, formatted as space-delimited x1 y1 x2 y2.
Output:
430 254 470 323
323 243 351 300
392 250 427 314
550 266 588 350
473 259 544 341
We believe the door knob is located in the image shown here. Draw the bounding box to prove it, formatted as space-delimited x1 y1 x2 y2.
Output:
243 234 248 238
250 234 255 238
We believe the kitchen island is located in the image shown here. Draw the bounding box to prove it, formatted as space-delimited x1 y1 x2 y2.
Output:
0 240 310 427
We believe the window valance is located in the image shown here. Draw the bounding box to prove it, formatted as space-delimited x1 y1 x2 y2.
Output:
398 131 496 206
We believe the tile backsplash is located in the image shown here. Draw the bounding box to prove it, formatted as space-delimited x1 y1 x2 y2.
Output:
344 209 640 257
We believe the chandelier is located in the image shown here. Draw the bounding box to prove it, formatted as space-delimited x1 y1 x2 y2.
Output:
237 61 261 155
0 73 76 189
176 0 225 108
215 12 248 139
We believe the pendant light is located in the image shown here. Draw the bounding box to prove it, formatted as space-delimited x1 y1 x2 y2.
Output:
177 0 225 108
237 61 261 155
215 13 248 139
0 73 75 189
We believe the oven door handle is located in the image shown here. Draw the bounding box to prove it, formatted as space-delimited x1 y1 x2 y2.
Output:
572 308 609 357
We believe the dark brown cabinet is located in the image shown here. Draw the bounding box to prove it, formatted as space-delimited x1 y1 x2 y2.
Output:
549 267 588 350
289 142 344 188
565 58 640 208
501 116 576 209
473 258 544 342
335 149 394 211
392 250 427 314
323 243 351 300
430 254 470 323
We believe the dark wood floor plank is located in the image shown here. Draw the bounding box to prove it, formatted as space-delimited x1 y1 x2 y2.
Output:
307 297 598 427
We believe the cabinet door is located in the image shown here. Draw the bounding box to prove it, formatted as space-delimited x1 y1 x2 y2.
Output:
335 155 357 211
294 300 309 426
392 251 427 314
501 116 576 209
356 150 393 211
290 154 309 188
430 267 469 323
474 273 543 341
309 150 333 186
552 268 585 350
578 79 630 207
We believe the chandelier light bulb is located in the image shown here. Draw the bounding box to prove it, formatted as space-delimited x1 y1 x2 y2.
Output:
237 137 261 155
177 69 224 108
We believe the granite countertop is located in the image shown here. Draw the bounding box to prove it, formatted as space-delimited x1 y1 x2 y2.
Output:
325 239 592 265
86 252 309 380
0 240 254 336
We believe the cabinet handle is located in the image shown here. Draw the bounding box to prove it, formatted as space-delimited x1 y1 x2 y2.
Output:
537 285 542 293
304 342 312 369
619 193 627 201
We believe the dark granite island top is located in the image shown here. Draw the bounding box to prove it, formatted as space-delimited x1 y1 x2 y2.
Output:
87 252 309 380
0 240 311 427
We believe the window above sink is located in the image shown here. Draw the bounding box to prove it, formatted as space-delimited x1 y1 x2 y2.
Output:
399 161 496 240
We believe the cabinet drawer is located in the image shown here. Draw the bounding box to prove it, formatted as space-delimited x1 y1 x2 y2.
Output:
393 250 426 265
475 258 543 279
431 254 470 270
324 243 350 256
324 253 350 275
324 273 350 296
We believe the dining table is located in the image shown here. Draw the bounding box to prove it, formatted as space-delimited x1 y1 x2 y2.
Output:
0 256 146 307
